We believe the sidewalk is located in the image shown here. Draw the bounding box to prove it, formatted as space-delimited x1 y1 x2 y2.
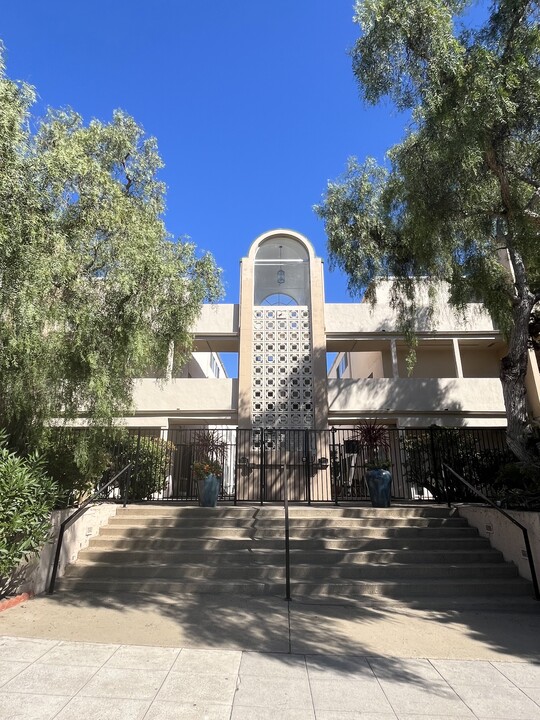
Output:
1 590 540 719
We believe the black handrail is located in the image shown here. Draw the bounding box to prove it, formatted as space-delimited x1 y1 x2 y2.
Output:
283 467 291 600
47 464 132 595
441 462 540 601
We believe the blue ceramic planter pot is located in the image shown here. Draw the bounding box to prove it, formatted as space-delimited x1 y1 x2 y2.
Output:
197 474 220 507
366 468 392 508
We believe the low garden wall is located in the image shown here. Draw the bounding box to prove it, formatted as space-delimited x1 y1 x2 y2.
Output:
457 505 540 584
15 502 118 596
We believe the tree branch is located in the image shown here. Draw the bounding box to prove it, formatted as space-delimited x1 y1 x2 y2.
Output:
485 147 514 216
121 154 133 193
523 208 540 224
507 166 540 190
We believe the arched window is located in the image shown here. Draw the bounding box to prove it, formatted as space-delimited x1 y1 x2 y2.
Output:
260 292 297 306
254 236 310 306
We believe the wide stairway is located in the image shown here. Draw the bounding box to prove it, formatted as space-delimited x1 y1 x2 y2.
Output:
56 504 534 602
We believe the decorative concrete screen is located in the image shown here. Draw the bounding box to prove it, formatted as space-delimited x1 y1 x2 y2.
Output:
252 306 314 428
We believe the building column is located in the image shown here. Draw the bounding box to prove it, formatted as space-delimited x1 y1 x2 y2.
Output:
390 339 399 378
452 338 464 378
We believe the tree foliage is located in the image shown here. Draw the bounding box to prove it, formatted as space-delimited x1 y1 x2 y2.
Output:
0 47 222 453
316 0 540 462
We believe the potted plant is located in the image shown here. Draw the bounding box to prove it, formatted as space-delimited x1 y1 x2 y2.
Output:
191 430 226 507
192 458 223 507
350 421 392 507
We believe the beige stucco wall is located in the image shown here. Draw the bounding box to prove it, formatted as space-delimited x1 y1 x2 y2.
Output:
310 255 330 429
457 505 540 585
328 377 505 419
460 346 501 378
192 304 239 336
525 349 540 420
397 344 456 378
325 302 497 337
15 503 118 596
237 257 254 428
351 351 385 379
132 378 237 417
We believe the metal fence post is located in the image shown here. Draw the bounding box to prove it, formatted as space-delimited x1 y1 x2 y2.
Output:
331 427 339 505
304 430 311 505
122 465 131 508
260 429 265 505
132 428 141 504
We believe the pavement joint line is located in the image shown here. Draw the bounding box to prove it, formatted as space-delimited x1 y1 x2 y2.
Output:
366 656 400 720
303 651 319 720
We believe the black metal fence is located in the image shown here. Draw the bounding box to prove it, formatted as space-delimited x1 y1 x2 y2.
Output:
89 425 512 504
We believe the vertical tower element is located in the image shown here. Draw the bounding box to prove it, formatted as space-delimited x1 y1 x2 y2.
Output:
237 230 328 430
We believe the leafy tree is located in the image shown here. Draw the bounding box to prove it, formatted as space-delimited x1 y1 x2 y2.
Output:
0 47 222 454
316 0 540 463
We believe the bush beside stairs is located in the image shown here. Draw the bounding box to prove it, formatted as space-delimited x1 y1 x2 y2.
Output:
56 504 534 603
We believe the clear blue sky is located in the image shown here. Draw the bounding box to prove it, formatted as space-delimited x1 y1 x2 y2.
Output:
2 1 412 374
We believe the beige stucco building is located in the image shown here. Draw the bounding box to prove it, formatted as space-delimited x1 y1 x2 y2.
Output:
125 229 540 433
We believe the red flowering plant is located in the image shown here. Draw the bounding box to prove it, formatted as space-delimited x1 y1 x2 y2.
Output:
191 430 226 481
192 459 223 481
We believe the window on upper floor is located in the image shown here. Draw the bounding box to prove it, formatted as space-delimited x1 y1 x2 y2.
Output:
336 354 348 378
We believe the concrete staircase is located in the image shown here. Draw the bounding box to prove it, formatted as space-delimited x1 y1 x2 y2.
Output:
56 504 534 602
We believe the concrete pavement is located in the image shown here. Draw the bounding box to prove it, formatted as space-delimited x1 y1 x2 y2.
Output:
1 590 540 718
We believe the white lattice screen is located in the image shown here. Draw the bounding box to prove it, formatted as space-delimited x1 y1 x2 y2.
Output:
251 307 314 428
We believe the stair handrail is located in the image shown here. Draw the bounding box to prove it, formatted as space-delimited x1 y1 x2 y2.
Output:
47 463 132 595
441 462 539 601
283 468 291 601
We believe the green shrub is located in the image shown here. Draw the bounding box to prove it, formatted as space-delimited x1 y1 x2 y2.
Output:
111 435 175 501
492 463 540 510
39 428 113 507
0 434 58 591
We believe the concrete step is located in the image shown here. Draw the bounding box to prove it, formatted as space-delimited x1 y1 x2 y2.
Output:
115 504 458 519
114 506 257 518
254 527 479 539
254 517 469 528
107 516 259 529
292 578 534 598
106 515 468 529
88 535 493 552
64 561 518 582
55 576 533 599
100 526 256 539
78 547 505 566
55 577 281 596
97 524 479 540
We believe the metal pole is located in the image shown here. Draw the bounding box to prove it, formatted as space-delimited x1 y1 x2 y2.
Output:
304 429 311 505
233 429 238 506
441 464 451 508
283 467 291 601
331 427 339 505
523 529 540 601
48 523 66 594
260 429 265 505
123 466 131 508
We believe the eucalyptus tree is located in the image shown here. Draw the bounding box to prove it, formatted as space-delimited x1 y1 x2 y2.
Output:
316 0 540 463
0 49 222 452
